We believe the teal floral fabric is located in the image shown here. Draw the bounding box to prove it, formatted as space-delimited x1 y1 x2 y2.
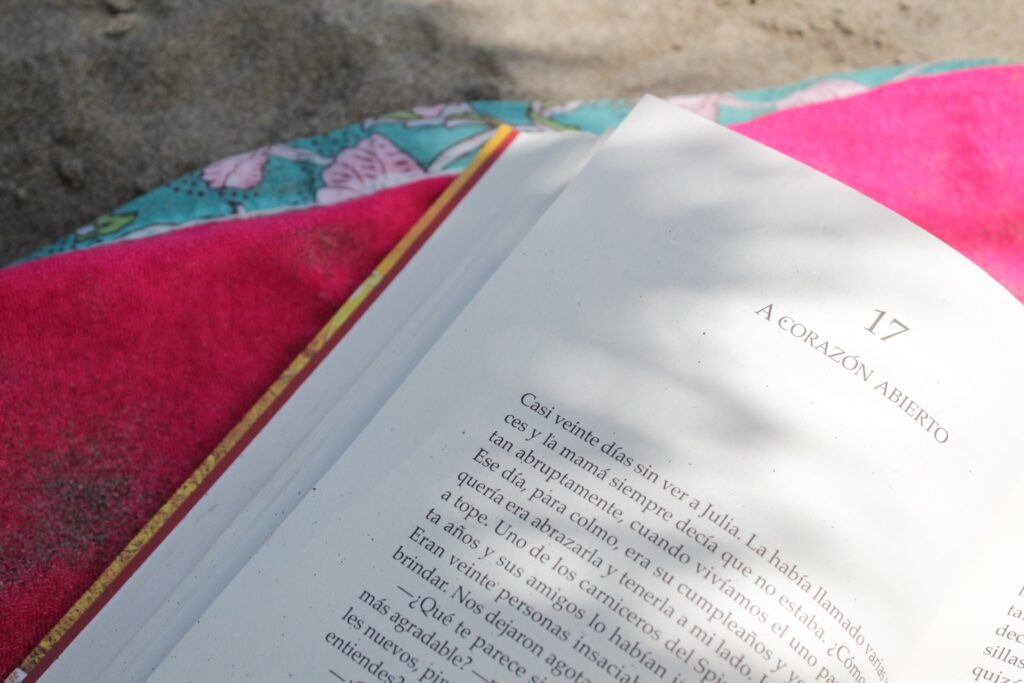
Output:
27 59 997 262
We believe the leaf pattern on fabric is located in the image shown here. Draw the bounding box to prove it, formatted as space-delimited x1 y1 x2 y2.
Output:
316 134 425 205
529 100 584 118
363 102 484 128
775 79 870 109
267 144 333 165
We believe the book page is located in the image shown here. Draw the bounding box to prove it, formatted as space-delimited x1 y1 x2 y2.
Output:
148 97 1024 683
33 131 599 683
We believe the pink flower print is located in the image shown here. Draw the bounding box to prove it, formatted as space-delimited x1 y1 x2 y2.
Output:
201 147 271 190
363 102 480 128
409 102 476 126
668 93 724 120
316 134 425 205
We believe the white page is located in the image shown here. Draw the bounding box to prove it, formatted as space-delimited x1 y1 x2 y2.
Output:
31 131 598 683
147 97 1024 683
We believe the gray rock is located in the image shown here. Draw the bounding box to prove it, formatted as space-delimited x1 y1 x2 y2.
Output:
105 0 137 14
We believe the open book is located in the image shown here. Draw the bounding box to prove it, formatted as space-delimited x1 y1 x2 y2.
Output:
13 97 1024 683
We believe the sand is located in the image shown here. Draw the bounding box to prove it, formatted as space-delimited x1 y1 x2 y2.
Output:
1 0 1022 265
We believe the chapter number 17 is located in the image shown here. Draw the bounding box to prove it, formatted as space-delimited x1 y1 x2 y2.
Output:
865 309 909 341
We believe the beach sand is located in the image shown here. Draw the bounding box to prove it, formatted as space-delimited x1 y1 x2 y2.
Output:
1 0 1021 264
